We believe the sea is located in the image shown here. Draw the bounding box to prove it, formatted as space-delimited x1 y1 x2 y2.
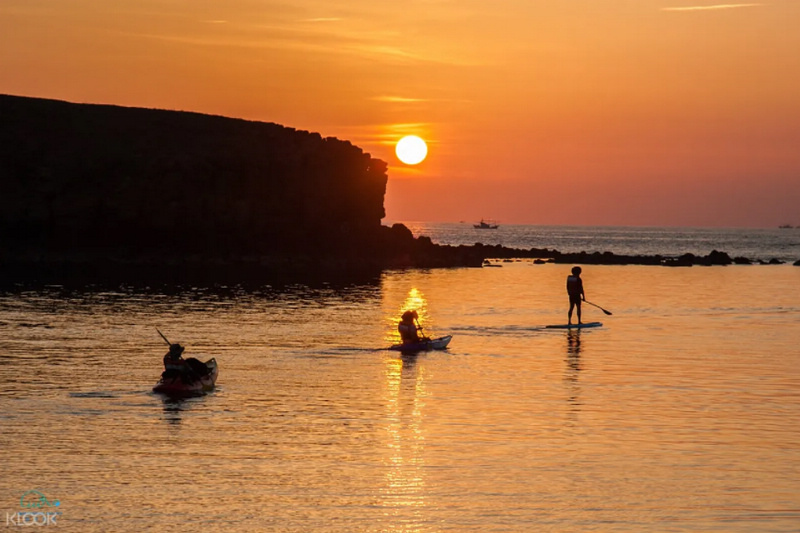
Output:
1 224 799 532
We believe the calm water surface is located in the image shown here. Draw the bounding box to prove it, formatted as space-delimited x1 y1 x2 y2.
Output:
1 264 799 532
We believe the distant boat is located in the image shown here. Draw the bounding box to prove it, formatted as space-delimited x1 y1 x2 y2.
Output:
474 219 499 229
778 224 794 229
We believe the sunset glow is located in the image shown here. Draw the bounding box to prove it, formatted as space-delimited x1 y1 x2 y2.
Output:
395 136 428 166
1 0 798 227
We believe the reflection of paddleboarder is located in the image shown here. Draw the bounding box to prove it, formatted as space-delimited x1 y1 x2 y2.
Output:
567 329 582 357
566 266 585 325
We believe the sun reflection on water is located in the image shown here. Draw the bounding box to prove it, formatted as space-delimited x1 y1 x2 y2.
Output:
381 349 428 529
385 287 430 346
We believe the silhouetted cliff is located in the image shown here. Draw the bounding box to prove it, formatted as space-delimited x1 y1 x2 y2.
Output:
0 94 388 262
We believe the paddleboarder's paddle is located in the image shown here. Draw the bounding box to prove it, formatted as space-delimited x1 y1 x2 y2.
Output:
584 300 612 316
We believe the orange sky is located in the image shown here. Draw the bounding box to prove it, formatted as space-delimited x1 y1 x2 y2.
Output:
2 0 799 227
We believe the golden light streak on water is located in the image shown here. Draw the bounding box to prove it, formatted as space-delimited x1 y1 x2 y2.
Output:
381 355 428 530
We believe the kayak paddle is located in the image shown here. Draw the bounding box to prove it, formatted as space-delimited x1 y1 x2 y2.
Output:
156 328 172 346
415 318 431 342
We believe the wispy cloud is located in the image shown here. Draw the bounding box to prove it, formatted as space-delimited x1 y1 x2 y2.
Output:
662 3 764 11
116 8 469 67
372 96 427 103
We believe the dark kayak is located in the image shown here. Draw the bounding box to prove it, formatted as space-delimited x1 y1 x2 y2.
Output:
153 358 218 395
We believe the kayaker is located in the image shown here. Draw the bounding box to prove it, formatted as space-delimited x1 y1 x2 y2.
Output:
566 266 586 325
161 342 210 385
163 343 188 372
398 310 424 344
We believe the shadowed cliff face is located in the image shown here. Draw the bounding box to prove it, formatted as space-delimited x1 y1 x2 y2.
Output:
0 94 387 257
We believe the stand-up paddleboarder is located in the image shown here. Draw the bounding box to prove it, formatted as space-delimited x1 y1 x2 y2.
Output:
567 266 585 325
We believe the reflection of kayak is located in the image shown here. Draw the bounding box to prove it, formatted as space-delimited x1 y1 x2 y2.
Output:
545 322 602 329
389 335 452 352
153 358 218 395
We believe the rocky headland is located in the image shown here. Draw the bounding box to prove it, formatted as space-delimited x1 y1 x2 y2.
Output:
0 94 794 283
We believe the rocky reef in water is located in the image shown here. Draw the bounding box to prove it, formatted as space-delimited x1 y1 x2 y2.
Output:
463 245 788 267
370 233 792 269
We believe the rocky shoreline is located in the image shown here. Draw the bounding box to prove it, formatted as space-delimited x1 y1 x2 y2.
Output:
473 244 794 267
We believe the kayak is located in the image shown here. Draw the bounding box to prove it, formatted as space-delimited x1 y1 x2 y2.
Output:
153 358 218 395
389 335 452 352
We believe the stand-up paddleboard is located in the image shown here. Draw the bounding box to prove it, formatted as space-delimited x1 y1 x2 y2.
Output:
545 322 603 329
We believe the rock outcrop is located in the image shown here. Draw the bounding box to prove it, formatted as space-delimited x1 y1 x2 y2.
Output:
0 94 387 259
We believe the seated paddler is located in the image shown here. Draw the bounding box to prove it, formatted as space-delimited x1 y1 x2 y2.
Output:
398 310 427 345
163 343 188 372
163 342 211 382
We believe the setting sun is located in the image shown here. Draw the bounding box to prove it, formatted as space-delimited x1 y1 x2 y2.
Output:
395 135 428 165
